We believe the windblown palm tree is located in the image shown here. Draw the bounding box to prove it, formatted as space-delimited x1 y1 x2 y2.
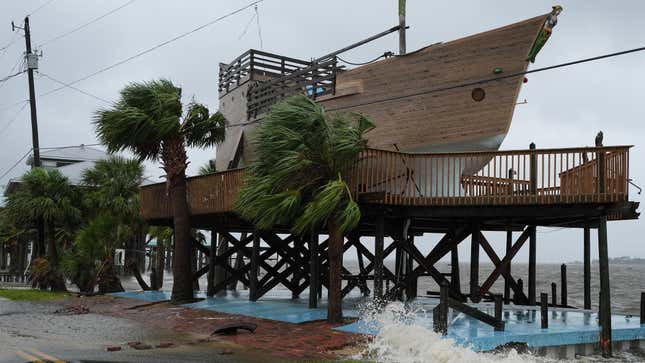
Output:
94 79 226 303
5 168 81 291
235 95 374 323
76 156 144 293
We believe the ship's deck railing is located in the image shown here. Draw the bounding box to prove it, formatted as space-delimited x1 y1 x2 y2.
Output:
140 146 631 220
218 49 339 119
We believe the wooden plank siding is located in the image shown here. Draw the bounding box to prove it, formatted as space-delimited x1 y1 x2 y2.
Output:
319 14 548 152
140 146 631 221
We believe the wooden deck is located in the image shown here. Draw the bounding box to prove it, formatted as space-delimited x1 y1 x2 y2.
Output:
140 145 632 221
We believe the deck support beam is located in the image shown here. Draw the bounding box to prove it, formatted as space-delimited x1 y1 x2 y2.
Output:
470 223 480 303
598 215 612 357
528 225 537 305
583 223 591 310
450 241 461 298
504 228 512 304
206 230 217 297
249 233 260 301
309 232 319 308
374 215 385 299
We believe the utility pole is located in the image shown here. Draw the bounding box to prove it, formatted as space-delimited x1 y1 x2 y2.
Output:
398 0 406 55
13 17 44 259
13 16 41 167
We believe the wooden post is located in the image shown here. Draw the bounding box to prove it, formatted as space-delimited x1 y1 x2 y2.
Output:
470 224 480 303
529 142 537 195
494 294 503 331
374 215 385 299
309 232 319 309
560 264 568 307
450 243 461 298
641 292 645 324
249 232 260 302
433 283 449 335
406 235 416 300
515 278 524 305
504 228 512 304
540 293 548 329
206 230 217 297
598 215 612 357
551 282 557 306
528 225 537 305
584 224 592 310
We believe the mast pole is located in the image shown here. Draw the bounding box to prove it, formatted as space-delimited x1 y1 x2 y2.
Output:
398 0 406 55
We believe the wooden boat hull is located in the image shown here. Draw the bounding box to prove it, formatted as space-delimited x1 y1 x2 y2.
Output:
215 13 551 177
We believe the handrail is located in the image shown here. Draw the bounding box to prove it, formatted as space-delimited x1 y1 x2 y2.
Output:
139 146 631 220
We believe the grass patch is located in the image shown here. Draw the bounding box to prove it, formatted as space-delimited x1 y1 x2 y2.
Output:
0 288 70 301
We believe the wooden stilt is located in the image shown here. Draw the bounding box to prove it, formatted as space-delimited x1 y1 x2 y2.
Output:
504 228 512 304
583 224 591 310
598 215 612 357
406 235 415 300
540 293 548 329
206 230 217 297
450 241 461 298
515 278 524 305
309 232 319 309
470 224 480 303
528 225 537 305
249 232 260 302
433 283 449 335
494 294 503 331
560 264 567 307
374 215 385 299
551 282 556 306
640 292 645 325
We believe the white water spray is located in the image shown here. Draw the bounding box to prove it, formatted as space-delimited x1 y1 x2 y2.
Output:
358 301 548 363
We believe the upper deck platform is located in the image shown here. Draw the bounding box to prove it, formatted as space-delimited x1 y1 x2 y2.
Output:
140 145 638 230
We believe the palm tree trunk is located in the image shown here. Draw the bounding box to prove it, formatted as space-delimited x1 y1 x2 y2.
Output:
327 219 344 324
155 241 165 289
98 256 124 293
47 223 66 292
166 139 194 304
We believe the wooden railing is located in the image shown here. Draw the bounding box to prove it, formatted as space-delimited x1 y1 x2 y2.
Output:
139 146 631 220
347 146 630 206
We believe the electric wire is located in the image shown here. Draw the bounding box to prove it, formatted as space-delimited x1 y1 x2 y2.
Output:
0 148 33 181
0 102 28 138
38 72 111 104
336 51 392 66
39 0 136 47
237 12 257 40
38 0 265 99
26 0 57 16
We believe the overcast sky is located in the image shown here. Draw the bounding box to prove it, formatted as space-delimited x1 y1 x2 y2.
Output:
0 0 643 262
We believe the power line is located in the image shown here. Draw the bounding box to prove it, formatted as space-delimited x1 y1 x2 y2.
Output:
237 12 257 40
38 72 111 104
39 0 136 47
327 45 645 112
0 148 33 181
26 0 57 16
0 69 26 84
0 101 28 138
337 52 392 66
39 0 265 99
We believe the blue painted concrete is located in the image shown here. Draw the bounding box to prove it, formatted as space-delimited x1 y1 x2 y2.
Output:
110 289 360 324
334 297 645 352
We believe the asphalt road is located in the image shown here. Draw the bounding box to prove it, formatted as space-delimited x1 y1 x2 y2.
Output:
0 297 260 363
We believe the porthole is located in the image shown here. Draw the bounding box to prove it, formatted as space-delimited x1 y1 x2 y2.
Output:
471 87 486 102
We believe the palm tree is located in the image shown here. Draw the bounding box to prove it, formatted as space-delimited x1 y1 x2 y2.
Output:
78 156 144 293
235 95 373 323
5 168 81 291
94 79 226 303
198 161 217 175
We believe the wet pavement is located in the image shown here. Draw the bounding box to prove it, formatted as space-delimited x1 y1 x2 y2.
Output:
0 297 262 363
